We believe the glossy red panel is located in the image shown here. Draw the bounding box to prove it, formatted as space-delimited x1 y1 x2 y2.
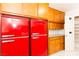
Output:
31 19 47 34
30 19 48 56
0 40 1 56
0 14 1 56
1 14 29 56
1 38 29 56
1 14 29 37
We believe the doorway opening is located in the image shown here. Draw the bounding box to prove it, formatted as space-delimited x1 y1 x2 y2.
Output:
74 16 79 51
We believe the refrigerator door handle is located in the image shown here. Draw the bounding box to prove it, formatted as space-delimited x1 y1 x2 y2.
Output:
1 36 29 40
32 36 39 39
2 40 15 43
32 34 47 36
32 34 47 39
2 35 15 38
37 34 47 36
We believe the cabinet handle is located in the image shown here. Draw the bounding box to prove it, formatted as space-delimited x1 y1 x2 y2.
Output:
2 40 15 43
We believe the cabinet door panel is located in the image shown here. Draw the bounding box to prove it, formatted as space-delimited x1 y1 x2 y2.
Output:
48 36 65 55
22 3 38 17
54 10 60 23
60 11 65 23
55 39 60 52
48 22 64 30
47 8 54 22
60 43 65 50
1 38 29 56
38 3 49 19
60 36 65 50
1 3 22 15
48 38 56 55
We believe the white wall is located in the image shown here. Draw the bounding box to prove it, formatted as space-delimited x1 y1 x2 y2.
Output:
65 8 79 51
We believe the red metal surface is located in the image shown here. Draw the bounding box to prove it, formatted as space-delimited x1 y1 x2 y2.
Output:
1 14 29 56
30 19 48 56
0 14 1 56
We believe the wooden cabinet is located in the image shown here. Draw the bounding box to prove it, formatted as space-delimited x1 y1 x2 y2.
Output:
0 3 38 17
48 36 65 55
60 36 65 50
38 5 65 24
38 3 49 19
47 8 54 22
22 3 38 17
47 7 65 23
60 11 65 23
0 3 64 23
0 4 1 12
48 22 53 30
1 3 22 15
55 39 60 52
48 22 64 30
54 9 60 23
48 38 56 55
54 10 65 23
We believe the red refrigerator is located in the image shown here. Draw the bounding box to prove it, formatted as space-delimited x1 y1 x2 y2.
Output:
30 18 48 56
1 14 29 56
0 14 48 56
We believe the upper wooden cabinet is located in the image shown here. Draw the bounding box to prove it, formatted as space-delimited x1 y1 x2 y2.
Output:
38 3 49 19
0 4 1 12
22 3 38 17
54 9 65 23
1 3 22 15
0 3 64 23
0 3 38 17
54 9 60 23
48 8 65 23
47 8 54 22
59 11 65 23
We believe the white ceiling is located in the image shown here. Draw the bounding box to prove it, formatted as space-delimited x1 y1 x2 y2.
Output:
49 3 79 12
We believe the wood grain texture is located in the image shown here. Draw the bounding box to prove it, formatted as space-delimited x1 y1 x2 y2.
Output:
48 36 65 55
48 22 64 30
22 3 38 17
1 3 22 15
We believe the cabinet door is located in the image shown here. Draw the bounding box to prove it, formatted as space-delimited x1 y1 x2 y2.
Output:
48 22 64 30
48 36 65 55
60 11 65 23
0 4 1 11
54 9 60 23
46 7 54 22
54 10 65 23
38 3 49 19
48 22 53 30
60 36 65 50
55 39 61 52
1 3 22 15
22 3 38 17
48 38 56 55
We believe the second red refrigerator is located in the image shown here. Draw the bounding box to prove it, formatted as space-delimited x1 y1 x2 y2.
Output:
30 18 48 56
0 14 48 56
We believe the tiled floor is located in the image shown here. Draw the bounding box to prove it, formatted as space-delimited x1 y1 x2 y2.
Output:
50 50 79 56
